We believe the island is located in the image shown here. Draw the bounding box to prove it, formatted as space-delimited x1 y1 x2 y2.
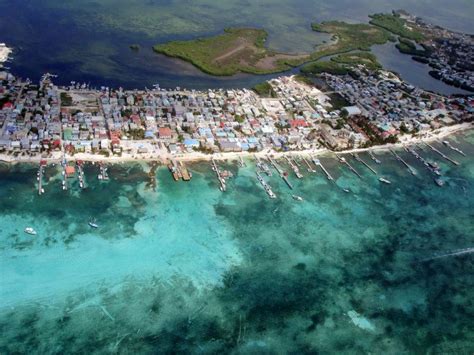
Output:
153 28 308 76
153 21 393 76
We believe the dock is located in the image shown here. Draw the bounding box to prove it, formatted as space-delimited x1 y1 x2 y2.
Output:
368 151 381 164
37 160 47 195
256 171 276 199
98 163 109 181
302 157 316 173
441 140 466 157
77 160 86 189
425 142 460 166
351 153 377 175
335 153 362 179
389 149 417 176
285 156 303 179
179 161 192 181
405 146 441 176
255 156 272 176
211 158 227 192
168 160 182 181
313 157 333 181
267 156 293 189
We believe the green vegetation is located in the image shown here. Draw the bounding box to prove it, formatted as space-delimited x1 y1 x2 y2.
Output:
301 52 381 76
369 13 425 42
301 61 350 76
396 37 431 57
252 82 277 98
60 92 73 106
307 21 392 61
153 28 303 76
153 20 394 76
331 52 381 70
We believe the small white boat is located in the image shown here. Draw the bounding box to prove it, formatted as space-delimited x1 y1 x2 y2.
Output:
88 219 99 228
379 177 391 184
292 195 304 201
342 188 351 193
24 227 37 235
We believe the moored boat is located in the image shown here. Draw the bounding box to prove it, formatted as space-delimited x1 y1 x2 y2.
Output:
24 227 37 235
379 177 391 184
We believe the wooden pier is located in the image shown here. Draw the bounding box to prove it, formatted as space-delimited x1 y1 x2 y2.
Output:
267 156 293 189
336 153 362 179
211 158 227 192
425 143 459 166
389 149 417 176
351 153 377 175
313 158 333 181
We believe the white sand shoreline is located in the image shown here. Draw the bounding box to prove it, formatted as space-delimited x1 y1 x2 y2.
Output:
0 123 472 165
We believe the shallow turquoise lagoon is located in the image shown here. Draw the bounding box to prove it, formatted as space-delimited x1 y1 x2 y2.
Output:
1 132 473 353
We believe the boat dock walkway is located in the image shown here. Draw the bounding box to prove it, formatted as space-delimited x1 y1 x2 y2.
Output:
336 154 362 179
179 161 192 181
256 171 276 199
369 151 382 165
98 163 109 181
77 161 86 189
37 162 46 195
303 157 316 173
285 156 303 179
351 153 377 175
268 156 293 189
441 140 466 157
405 146 441 176
312 158 333 181
425 143 460 166
389 149 417 176
211 158 226 192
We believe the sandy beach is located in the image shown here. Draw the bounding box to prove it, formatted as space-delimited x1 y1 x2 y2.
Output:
0 122 472 165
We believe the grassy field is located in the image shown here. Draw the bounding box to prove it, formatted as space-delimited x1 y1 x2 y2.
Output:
369 13 426 42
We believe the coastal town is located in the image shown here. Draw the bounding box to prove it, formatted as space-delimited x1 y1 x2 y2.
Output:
0 63 472 164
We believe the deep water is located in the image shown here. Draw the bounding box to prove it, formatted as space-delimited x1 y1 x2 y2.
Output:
1 131 474 353
1 0 473 90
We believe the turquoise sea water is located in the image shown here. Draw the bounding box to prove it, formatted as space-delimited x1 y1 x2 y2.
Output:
1 131 473 353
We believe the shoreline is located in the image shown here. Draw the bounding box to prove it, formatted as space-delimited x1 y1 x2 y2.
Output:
1 122 471 166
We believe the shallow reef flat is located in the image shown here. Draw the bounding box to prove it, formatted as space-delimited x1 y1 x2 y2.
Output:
0 132 473 353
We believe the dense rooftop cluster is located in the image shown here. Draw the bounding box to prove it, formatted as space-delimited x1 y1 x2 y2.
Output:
0 66 472 158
